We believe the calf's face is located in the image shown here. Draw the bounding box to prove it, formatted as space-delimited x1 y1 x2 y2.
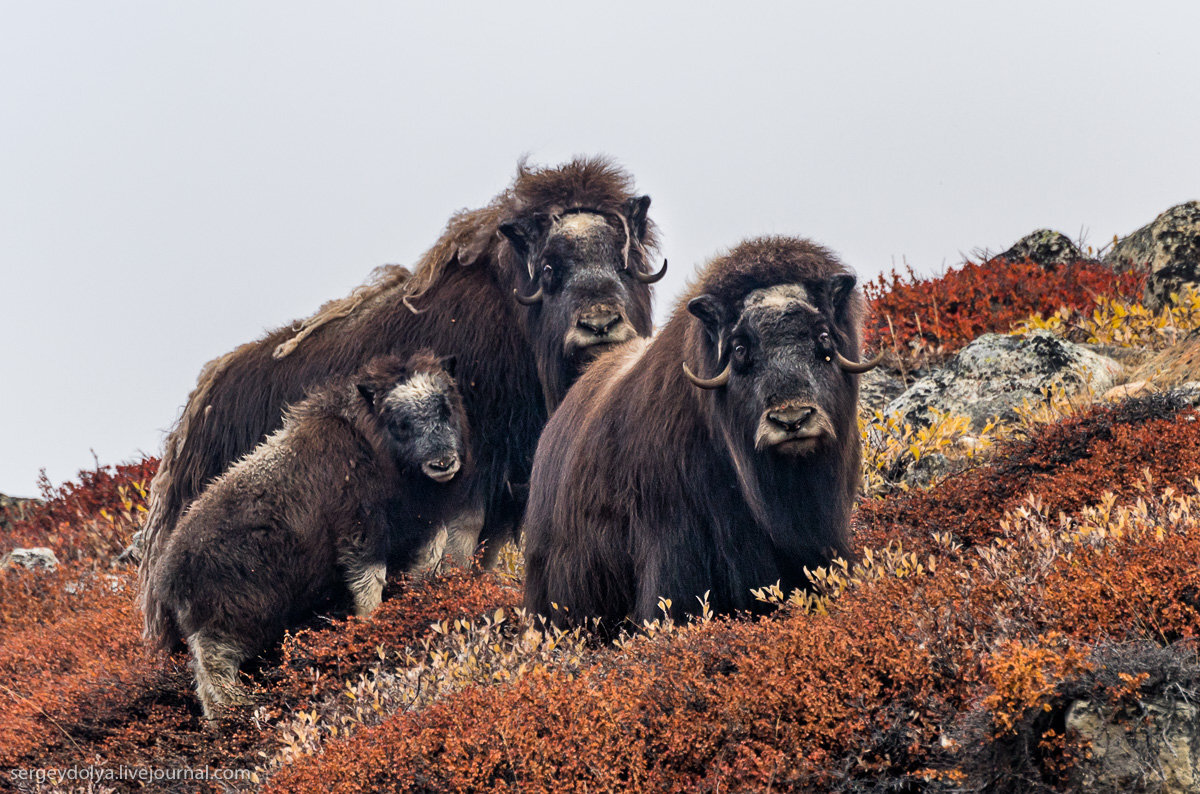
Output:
371 364 467 482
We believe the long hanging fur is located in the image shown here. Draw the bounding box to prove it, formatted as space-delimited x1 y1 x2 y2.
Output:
523 237 866 632
138 157 658 640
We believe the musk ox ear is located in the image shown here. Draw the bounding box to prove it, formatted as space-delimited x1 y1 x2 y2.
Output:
829 274 857 311
499 214 552 267
455 226 493 268
687 294 725 339
439 354 458 379
624 195 652 241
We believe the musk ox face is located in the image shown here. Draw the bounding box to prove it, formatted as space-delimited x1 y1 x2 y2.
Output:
686 277 881 458
359 357 467 483
501 197 662 402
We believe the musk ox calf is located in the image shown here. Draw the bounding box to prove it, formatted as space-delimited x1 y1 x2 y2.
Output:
143 351 468 720
523 236 882 629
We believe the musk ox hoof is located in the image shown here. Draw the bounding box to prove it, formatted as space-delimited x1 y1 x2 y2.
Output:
350 562 387 617
187 633 253 724
407 526 449 579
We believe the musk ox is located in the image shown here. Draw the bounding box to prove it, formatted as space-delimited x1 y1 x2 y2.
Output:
143 351 468 720
138 156 664 622
523 237 882 629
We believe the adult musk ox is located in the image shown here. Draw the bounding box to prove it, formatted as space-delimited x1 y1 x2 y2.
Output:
523 236 882 629
138 156 664 616
144 351 468 720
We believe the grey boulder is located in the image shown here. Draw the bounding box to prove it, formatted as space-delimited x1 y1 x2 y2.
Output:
1104 200 1200 309
883 331 1123 431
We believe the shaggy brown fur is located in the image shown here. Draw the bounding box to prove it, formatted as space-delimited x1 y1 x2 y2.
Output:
143 352 468 720
524 237 869 631
138 157 660 623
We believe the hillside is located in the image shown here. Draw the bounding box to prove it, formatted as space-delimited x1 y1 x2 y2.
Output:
3 240 1200 792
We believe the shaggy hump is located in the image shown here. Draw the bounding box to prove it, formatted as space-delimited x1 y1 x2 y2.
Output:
689 237 856 308
404 155 659 301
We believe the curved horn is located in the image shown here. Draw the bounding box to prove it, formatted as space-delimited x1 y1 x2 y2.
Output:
402 294 426 315
834 349 885 374
513 285 544 306
682 359 733 389
634 258 668 284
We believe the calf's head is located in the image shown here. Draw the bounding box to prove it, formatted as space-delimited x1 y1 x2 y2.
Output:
501 198 662 404
357 353 469 483
684 278 882 457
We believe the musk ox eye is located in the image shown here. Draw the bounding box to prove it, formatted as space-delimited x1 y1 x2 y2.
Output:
542 264 554 280
732 343 748 364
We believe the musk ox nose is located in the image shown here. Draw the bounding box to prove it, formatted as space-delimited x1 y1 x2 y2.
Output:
576 310 623 337
421 455 461 483
766 406 817 433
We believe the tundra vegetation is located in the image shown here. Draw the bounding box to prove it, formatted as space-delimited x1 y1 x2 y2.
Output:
3 251 1200 792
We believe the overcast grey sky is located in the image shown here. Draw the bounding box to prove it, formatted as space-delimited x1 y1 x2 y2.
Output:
2 1 1198 496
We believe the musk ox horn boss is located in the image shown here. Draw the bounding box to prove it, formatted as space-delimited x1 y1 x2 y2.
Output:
143 351 469 721
137 156 662 630
523 236 879 630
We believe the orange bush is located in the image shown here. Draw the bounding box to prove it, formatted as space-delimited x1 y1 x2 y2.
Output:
2 458 157 565
266 396 1200 793
862 259 1144 356
3 399 1198 791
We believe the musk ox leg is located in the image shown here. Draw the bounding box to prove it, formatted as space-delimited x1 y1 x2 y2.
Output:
347 561 387 617
405 525 448 579
186 632 251 722
440 506 485 568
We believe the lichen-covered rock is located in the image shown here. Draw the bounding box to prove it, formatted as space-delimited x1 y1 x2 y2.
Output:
883 331 1123 431
1104 201 1200 309
1067 697 1199 793
858 366 906 418
1 547 60 572
996 228 1085 268
0 493 37 531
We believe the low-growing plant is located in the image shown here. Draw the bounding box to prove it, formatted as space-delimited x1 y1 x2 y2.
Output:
861 408 996 495
2 459 156 564
1018 285 1200 349
863 260 1144 366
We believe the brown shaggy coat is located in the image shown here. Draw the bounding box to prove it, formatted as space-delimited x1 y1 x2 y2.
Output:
138 157 660 628
524 237 868 630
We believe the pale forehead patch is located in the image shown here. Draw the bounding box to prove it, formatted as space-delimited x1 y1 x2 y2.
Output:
743 284 815 313
383 372 441 411
553 212 607 237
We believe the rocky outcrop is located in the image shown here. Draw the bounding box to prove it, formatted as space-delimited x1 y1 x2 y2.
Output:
1 547 59 572
996 228 1085 268
858 366 907 418
0 493 37 531
1104 201 1200 309
1067 696 1199 793
883 331 1123 431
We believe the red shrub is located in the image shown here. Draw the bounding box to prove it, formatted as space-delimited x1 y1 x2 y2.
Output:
862 260 1144 355
266 396 1200 793
856 394 1200 554
1 458 158 565
0 565 519 785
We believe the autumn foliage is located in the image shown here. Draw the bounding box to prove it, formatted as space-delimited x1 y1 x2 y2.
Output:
862 259 1144 357
266 396 1200 793
3 258 1199 792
